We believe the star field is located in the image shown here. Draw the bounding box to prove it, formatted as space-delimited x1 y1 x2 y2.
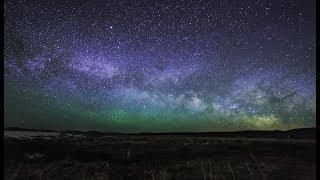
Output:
4 0 316 132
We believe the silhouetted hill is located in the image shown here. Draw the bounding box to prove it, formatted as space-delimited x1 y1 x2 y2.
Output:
4 127 316 139
4 127 56 132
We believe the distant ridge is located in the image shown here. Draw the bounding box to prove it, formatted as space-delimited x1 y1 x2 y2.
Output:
4 127 57 132
4 127 316 139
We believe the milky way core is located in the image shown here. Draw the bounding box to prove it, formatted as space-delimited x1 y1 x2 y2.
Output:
4 0 316 132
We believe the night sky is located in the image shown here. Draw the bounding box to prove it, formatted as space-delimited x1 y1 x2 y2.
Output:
4 0 316 132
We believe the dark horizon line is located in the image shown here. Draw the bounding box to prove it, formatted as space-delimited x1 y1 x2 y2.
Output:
3 126 316 135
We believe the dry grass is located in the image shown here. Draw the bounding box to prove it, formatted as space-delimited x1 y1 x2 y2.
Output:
4 134 315 180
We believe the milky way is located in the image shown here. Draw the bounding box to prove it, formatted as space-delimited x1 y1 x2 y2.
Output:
4 0 316 132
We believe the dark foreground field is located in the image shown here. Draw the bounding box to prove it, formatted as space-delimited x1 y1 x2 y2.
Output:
4 128 316 180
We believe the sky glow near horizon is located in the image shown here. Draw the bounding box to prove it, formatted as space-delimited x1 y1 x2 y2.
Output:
4 0 316 132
